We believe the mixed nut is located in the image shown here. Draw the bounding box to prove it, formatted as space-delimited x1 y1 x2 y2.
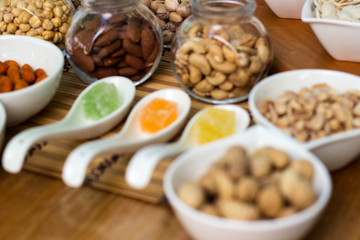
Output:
313 0 360 22
141 0 191 45
177 145 317 220
259 83 360 142
0 0 74 49
65 13 161 83
174 24 271 102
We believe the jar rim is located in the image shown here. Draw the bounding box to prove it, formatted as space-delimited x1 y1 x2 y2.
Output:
190 0 256 18
82 0 140 11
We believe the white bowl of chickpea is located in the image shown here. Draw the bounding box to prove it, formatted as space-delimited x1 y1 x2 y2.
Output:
164 125 331 240
249 69 360 171
0 35 64 126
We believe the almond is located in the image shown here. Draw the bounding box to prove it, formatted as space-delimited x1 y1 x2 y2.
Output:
118 67 139 76
123 38 143 58
141 27 155 58
126 24 141 43
125 54 145 70
98 40 122 58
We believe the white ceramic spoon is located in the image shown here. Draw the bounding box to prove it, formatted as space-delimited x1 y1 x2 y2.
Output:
125 105 251 189
62 88 191 188
2 76 136 174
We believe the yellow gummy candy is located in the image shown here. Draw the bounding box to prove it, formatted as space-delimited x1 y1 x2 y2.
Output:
191 107 235 145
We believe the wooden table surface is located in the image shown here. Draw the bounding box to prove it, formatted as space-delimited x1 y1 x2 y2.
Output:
1 1 360 239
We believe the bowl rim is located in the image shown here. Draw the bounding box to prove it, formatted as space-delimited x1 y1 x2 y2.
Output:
248 68 360 150
301 0 360 27
164 125 332 231
0 35 64 96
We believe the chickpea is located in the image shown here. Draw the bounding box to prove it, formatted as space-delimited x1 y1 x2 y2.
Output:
19 11 32 24
58 22 68 33
29 15 41 28
53 31 63 43
53 5 63 17
35 0 43 9
11 8 21 17
42 18 53 30
13 17 20 26
0 21 7 32
26 4 37 13
16 1 27 9
26 28 37 36
42 9 53 19
4 13 14 23
42 29 54 40
19 23 31 32
51 16 61 27
44 0 55 9
6 22 17 33
36 26 44 35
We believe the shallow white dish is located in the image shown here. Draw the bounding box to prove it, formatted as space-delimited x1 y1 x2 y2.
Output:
265 0 306 19
164 125 332 240
249 69 360 171
0 35 64 126
301 0 360 62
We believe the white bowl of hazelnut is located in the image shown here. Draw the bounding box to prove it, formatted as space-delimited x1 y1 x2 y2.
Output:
249 69 360 171
164 125 331 240
0 35 64 126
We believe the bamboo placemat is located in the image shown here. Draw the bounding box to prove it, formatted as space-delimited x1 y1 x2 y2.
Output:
3 50 249 204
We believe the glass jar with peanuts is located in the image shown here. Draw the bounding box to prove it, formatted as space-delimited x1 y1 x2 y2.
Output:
171 0 273 104
0 0 75 50
65 0 163 85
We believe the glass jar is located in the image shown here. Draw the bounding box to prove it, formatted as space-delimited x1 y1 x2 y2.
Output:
171 0 273 104
65 0 163 85
0 0 75 50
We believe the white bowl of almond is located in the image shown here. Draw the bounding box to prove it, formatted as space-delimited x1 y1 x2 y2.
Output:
164 125 331 240
249 69 360 171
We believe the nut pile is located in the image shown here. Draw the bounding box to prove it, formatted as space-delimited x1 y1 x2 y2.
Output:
0 0 74 49
66 14 160 82
177 146 317 220
0 60 48 92
313 0 360 22
259 83 360 142
141 0 191 44
174 24 271 101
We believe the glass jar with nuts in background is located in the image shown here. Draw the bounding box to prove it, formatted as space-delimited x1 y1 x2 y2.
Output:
141 0 191 47
65 0 163 85
172 0 273 104
0 0 75 50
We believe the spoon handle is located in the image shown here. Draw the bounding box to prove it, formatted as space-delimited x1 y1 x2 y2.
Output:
62 136 141 188
125 143 188 189
2 122 66 173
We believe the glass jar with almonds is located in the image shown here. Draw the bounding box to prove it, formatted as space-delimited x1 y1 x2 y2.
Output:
0 0 75 49
171 0 272 103
65 0 163 85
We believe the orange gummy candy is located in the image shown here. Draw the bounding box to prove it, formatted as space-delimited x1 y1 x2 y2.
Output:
140 98 178 134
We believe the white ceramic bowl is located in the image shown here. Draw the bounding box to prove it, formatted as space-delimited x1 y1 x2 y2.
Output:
249 69 360 171
0 102 6 150
0 35 64 126
164 125 332 240
301 0 360 62
264 0 306 19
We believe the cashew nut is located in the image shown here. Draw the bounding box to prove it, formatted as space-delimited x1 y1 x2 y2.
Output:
206 71 226 86
206 54 236 74
188 65 202 84
189 53 211 75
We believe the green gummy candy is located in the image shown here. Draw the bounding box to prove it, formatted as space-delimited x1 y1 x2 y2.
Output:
81 82 121 121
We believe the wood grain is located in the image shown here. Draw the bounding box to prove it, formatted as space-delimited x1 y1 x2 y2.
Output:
1 0 360 239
